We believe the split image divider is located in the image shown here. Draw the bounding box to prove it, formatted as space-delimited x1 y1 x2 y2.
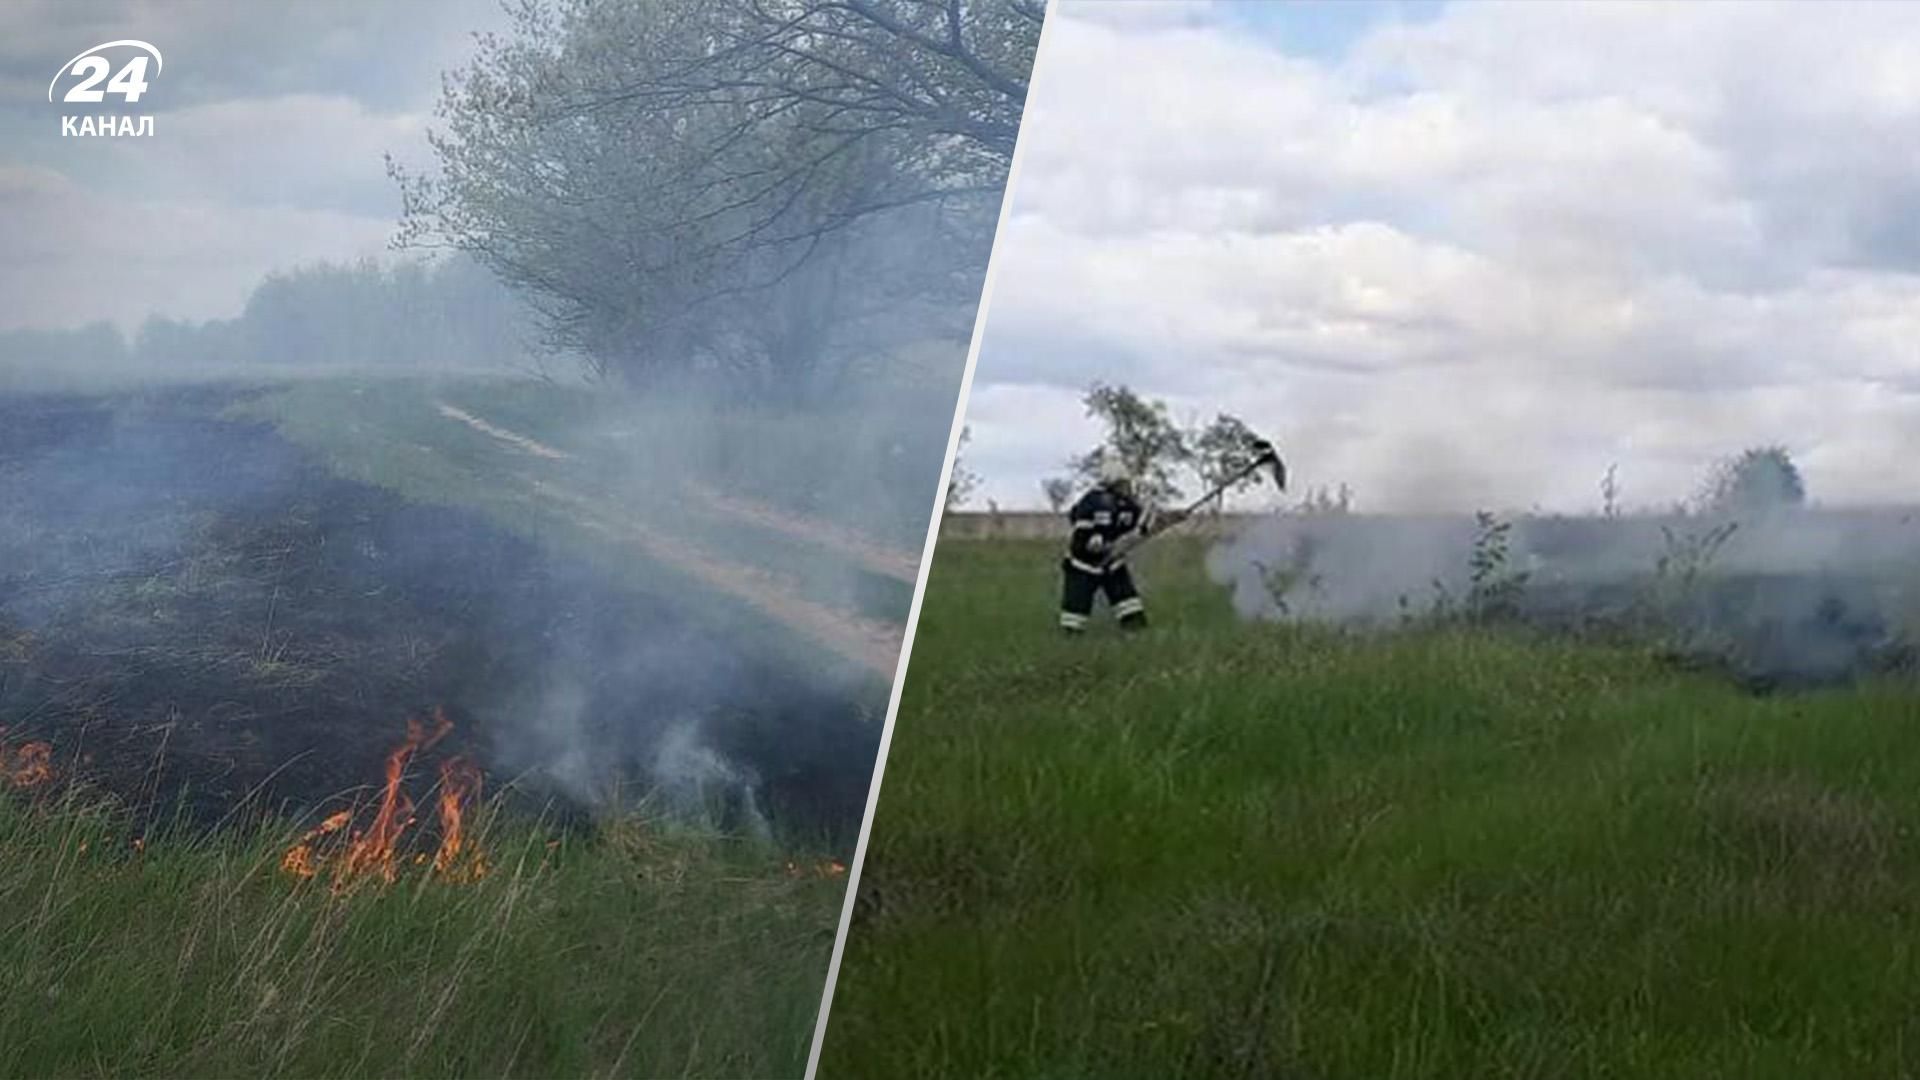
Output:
803 1 1067 1075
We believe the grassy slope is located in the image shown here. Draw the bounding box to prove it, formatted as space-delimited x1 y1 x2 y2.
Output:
230 376 910 692
819 538 1920 1080
0 376 888 1077
0 791 841 1078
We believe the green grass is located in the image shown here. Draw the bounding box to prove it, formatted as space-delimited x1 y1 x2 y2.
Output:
818 538 1920 1080
0 788 843 1078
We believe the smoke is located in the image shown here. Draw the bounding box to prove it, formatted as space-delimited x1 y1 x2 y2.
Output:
0 376 906 850
0 0 1024 855
0 81 973 849
1208 505 1920 689
652 721 773 844
0 226 959 856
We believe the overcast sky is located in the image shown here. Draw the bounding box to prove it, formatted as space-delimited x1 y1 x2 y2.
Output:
966 0 1920 514
0 0 508 334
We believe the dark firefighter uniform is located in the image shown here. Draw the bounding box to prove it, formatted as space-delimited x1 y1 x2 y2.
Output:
1060 485 1150 632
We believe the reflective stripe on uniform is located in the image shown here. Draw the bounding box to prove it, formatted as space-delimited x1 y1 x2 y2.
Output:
1059 611 1088 629
1070 520 1097 531
1114 598 1145 617
1067 557 1107 575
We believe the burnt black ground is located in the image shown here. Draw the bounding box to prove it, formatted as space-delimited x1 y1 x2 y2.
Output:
0 385 879 851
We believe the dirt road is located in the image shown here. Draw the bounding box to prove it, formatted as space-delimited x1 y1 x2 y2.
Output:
435 399 908 676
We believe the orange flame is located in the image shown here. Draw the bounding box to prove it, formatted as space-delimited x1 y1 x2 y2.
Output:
277 708 485 891
12 742 53 787
281 844 318 879
281 810 351 879
0 739 54 788
785 858 849 880
432 755 487 881
337 708 451 886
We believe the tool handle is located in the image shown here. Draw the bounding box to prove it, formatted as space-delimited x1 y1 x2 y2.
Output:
1099 447 1282 566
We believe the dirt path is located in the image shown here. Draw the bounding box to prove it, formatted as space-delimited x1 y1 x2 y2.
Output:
436 397 916 581
519 476 903 675
682 483 918 584
432 399 917 673
436 402 573 461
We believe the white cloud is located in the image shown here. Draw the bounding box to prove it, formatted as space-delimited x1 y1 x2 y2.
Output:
968 1 1920 511
0 0 507 332
1057 0 1220 32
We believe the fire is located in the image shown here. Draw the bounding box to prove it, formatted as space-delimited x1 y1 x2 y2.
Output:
282 845 318 879
785 858 849 880
279 707 487 890
0 727 55 789
432 755 488 881
280 810 351 879
338 708 450 885
6 741 53 787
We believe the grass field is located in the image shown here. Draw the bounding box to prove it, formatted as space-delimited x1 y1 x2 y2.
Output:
0 787 843 1078
818 538 1920 1079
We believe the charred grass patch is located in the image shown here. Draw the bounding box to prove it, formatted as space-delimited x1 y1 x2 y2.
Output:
821 539 1920 1080
0 383 881 1076
0 386 878 841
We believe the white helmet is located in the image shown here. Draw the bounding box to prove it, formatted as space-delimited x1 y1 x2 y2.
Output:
1097 453 1131 487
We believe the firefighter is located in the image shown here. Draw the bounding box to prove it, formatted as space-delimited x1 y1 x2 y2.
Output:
1059 457 1183 634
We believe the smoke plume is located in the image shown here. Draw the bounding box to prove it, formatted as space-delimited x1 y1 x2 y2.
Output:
1209 505 1920 689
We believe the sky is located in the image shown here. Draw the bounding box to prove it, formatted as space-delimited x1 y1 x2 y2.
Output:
963 0 1920 514
0 0 510 334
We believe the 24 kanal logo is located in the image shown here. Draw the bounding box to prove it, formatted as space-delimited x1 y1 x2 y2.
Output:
48 40 163 138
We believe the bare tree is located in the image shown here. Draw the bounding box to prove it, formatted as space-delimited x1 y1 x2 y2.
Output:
392 0 1041 392
595 0 1041 253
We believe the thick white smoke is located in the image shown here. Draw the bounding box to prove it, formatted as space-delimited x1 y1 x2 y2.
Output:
1208 507 1920 687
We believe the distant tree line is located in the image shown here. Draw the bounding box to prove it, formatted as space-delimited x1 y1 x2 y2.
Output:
392 0 1042 399
0 255 534 374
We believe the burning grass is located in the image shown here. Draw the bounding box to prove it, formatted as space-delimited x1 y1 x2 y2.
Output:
0 384 879 848
0 729 56 789
278 707 492 891
820 538 1920 1080
0 780 845 1078
0 384 873 1077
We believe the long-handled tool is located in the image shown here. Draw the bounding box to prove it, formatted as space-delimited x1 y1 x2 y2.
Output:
1103 436 1286 564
